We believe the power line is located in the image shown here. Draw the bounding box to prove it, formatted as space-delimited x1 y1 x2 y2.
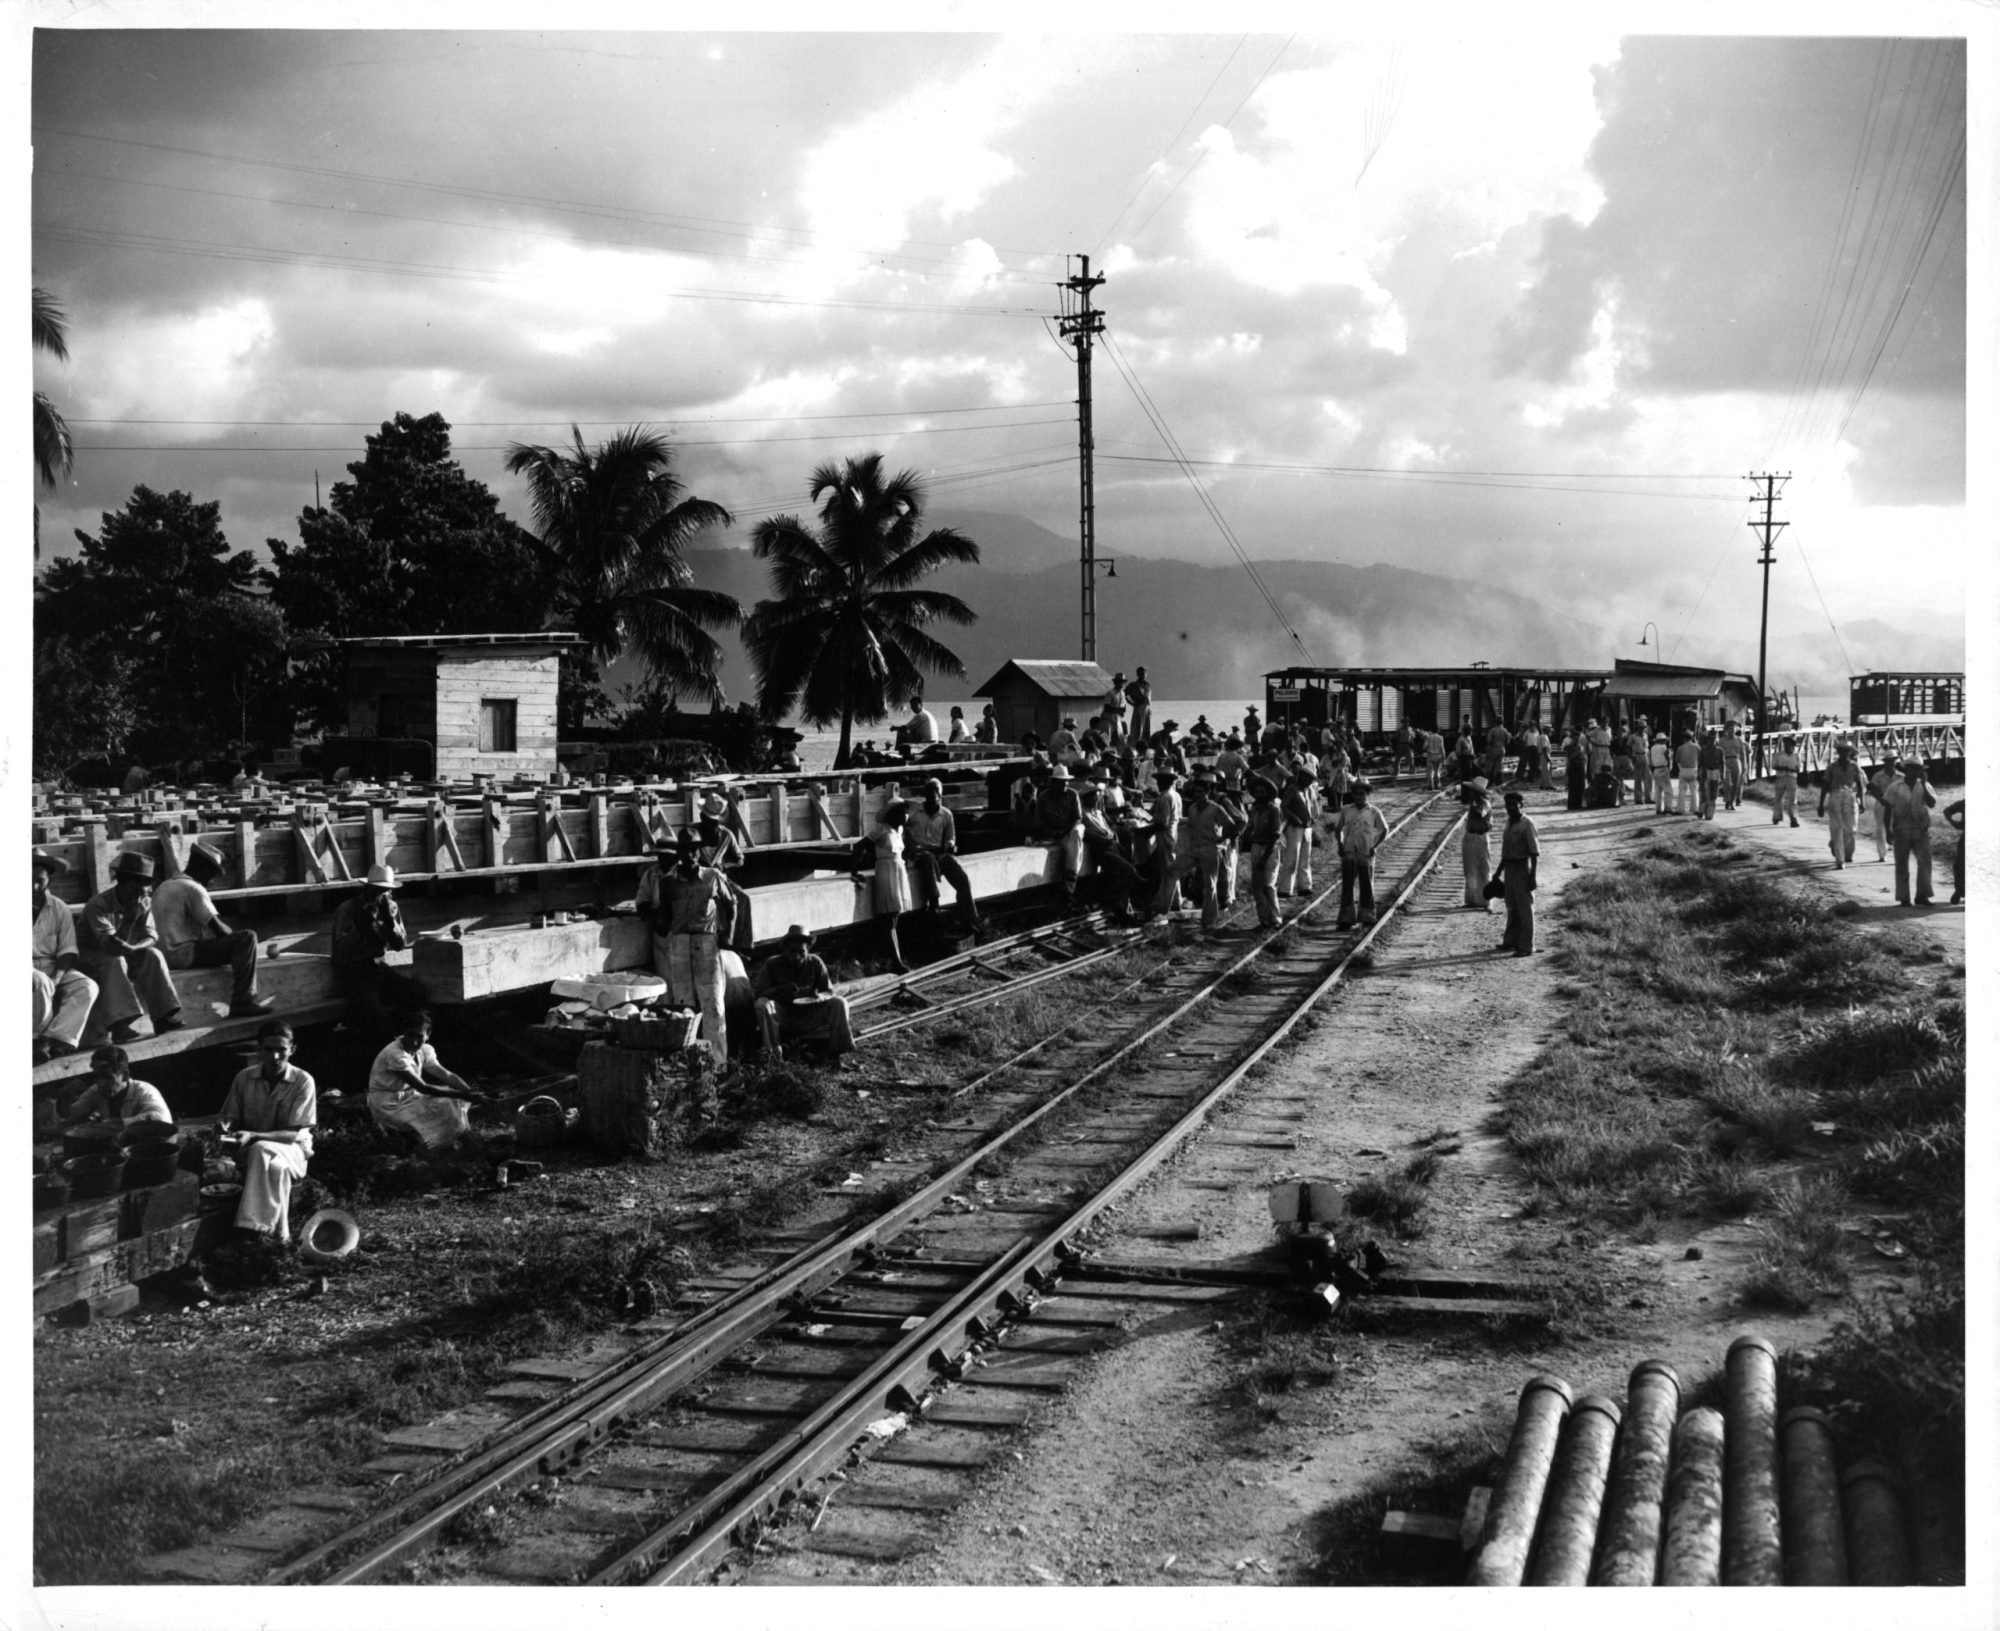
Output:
43 163 1063 292
1092 35 1247 258
71 402 1073 429
1100 332 1316 664
74 418 1075 454
1124 36 1295 249
35 126 1064 269
35 224 1045 317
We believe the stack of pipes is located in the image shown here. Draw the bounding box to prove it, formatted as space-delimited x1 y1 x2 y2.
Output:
1465 1336 1951 1587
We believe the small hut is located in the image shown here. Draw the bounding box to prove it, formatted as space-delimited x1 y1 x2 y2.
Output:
971 659 1116 748
1601 659 1758 734
340 633 585 780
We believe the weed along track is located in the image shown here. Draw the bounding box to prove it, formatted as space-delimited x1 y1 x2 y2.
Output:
216 790 1466 1586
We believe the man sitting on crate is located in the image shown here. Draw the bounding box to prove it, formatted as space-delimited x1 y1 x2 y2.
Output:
751 925 855 1062
76 852 185 1045
150 842 275 1021
635 829 733 1069
329 865 426 1041
32 851 98 1063
218 1018 316 1244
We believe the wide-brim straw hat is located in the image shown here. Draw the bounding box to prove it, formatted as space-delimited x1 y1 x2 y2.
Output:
1048 765 1071 782
111 852 155 880
699 792 728 820
299 1208 361 1265
781 924 814 947
364 863 400 889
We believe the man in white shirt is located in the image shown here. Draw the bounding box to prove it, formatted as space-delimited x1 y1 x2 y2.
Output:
905 779 980 937
219 1020 316 1242
32 851 97 1061
1333 781 1390 929
150 843 273 1020
906 697 939 744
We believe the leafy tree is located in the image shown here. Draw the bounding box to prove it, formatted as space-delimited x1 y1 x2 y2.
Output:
35 486 288 764
504 426 740 709
266 412 552 728
741 453 978 767
33 635 142 778
33 287 75 557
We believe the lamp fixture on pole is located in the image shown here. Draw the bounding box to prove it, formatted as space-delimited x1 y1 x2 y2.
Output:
1092 559 1118 579
1639 621 1660 650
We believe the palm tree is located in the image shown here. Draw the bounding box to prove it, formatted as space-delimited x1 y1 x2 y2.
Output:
504 426 740 701
743 453 979 767
33 287 75 557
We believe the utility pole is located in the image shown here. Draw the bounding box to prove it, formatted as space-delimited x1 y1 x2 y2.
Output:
1059 256 1106 662
1747 472 1788 775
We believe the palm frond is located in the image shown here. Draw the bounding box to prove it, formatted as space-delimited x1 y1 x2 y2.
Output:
33 288 69 363
866 587 978 627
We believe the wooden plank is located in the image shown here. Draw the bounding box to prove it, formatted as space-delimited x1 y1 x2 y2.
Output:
588 791 610 858
922 1395 1033 1430
379 1406 516 1452
483 795 507 868
835 1482 963 1514
800 1529 925 1561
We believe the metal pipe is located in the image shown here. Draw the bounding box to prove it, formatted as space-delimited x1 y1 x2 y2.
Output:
1897 1429 1961 1585
1722 1334 1783 1585
1779 1406 1848 1585
1661 1407 1726 1586
1467 1375 1573 1586
1528 1393 1621 1586
1842 1459 1914 1585
1591 1359 1680 1585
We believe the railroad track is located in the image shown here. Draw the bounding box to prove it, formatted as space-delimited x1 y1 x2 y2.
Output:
254 788 1464 1587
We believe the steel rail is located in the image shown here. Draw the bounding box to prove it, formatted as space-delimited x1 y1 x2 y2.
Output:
627 795 1467 1584
285 790 1448 1584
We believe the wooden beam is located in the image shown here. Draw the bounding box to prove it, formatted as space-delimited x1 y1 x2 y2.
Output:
482 794 507 868
292 808 329 886
807 783 842 841
723 785 756 852
538 792 578 863
154 819 190 879
81 818 111 896
588 790 610 859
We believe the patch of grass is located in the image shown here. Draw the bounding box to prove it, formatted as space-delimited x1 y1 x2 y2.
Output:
1739 1174 1851 1309
1345 1151 1445 1237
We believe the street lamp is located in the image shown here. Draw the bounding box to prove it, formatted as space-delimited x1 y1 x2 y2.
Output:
1639 621 1660 651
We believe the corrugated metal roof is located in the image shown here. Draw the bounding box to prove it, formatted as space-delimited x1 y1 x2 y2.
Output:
1603 672 1723 700
972 659 1116 699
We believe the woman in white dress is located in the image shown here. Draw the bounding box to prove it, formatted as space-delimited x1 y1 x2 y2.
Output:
869 802 915 972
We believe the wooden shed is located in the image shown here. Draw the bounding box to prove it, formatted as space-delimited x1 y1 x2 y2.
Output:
341 633 584 781
972 659 1116 748
1602 659 1759 733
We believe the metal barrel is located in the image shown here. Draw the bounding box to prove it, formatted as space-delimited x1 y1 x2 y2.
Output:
1591 1359 1681 1586
1722 1334 1783 1585
1466 1375 1574 1586
1661 1406 1726 1586
1897 1430 1961 1585
1779 1406 1848 1585
1842 1459 1914 1585
1528 1393 1622 1586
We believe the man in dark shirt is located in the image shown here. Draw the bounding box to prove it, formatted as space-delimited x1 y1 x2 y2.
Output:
330 864 425 1040
752 925 854 1060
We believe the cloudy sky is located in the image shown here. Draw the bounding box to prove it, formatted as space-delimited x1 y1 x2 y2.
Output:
23 9 1979 687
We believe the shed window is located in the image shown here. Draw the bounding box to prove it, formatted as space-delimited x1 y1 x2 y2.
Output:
479 698 518 753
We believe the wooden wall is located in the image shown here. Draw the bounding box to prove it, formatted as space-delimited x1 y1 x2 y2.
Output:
434 650 561 779
345 650 438 742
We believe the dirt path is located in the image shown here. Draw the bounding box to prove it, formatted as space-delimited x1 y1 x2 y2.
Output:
830 793 1904 1587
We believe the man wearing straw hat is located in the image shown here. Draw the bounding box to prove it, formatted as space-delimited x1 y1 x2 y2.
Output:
636 829 731 1068
151 842 274 1020
77 851 184 1045
31 851 98 1062
752 925 854 1061
330 864 424 1040
1818 741 1865 868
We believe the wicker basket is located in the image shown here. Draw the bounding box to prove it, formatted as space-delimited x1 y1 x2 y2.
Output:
513 1095 575 1149
609 1010 703 1052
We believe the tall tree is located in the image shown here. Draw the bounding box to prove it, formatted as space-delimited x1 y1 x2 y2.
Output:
742 453 979 766
33 286 75 557
504 426 740 706
36 486 289 767
266 412 551 728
